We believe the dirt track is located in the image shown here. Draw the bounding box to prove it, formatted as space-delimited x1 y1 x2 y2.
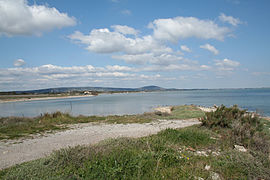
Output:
0 119 200 170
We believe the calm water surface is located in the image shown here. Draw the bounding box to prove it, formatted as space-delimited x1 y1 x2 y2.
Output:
0 88 269 117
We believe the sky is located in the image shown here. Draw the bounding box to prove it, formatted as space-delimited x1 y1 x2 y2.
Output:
0 0 270 91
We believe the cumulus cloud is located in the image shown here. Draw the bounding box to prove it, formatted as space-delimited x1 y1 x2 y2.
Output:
200 43 219 55
13 59 25 67
69 28 171 55
0 0 76 36
69 16 236 70
149 16 230 42
219 13 242 26
214 58 240 71
111 25 138 35
180 45 191 53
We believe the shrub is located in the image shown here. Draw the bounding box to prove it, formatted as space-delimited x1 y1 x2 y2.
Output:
200 105 246 128
200 105 269 154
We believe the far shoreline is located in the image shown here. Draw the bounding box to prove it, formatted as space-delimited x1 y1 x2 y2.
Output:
0 95 94 103
0 91 164 103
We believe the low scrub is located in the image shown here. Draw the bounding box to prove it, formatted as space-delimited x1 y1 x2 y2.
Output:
200 105 270 154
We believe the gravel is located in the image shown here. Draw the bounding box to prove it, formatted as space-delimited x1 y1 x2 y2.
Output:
0 119 200 170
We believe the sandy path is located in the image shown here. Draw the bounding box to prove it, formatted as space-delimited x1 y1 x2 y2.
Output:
0 119 200 170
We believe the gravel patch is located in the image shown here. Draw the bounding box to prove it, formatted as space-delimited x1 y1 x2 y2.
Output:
0 119 200 170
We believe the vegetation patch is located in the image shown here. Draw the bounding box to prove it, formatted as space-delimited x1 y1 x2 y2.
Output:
0 105 204 140
1 105 269 179
155 105 205 120
200 105 270 154
1 123 270 179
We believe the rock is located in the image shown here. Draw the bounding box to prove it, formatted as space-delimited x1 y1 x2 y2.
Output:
234 145 247 152
212 151 220 156
154 106 172 115
210 172 221 180
205 165 211 171
196 150 209 157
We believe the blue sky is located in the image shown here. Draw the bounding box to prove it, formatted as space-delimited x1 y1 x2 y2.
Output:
0 0 270 91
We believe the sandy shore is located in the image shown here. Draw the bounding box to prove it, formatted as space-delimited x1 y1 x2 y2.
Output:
0 119 200 170
0 95 94 103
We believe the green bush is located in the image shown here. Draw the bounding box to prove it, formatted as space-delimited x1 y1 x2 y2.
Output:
200 105 269 154
200 105 246 128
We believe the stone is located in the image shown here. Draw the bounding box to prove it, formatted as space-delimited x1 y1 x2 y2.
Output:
205 165 211 171
212 151 220 156
210 172 221 180
196 150 209 157
234 145 247 152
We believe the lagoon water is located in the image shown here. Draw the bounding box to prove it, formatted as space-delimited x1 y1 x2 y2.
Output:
0 88 270 117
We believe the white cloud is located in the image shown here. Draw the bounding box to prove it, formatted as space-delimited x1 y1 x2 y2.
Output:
180 45 191 53
219 13 242 26
149 16 230 42
69 29 128 54
112 54 151 65
0 0 76 36
106 65 134 71
141 63 209 72
214 58 240 71
69 16 235 71
112 53 183 66
0 64 169 90
200 65 212 70
200 43 219 55
0 64 137 80
111 25 138 35
69 28 171 55
13 59 25 67
121 9 131 15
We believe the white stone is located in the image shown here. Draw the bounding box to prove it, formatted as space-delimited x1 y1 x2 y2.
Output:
234 145 247 152
196 150 209 157
205 165 211 171
211 172 221 180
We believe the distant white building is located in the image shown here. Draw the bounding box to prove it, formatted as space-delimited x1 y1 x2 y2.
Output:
84 91 90 95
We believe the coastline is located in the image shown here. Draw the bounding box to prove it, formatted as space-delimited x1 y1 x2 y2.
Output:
0 95 94 103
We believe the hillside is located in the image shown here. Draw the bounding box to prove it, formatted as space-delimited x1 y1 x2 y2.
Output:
1 85 170 94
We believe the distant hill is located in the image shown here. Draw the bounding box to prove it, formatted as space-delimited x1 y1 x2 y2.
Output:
1 85 174 94
138 86 165 91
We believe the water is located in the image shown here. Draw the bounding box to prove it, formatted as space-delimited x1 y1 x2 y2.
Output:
0 88 269 117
